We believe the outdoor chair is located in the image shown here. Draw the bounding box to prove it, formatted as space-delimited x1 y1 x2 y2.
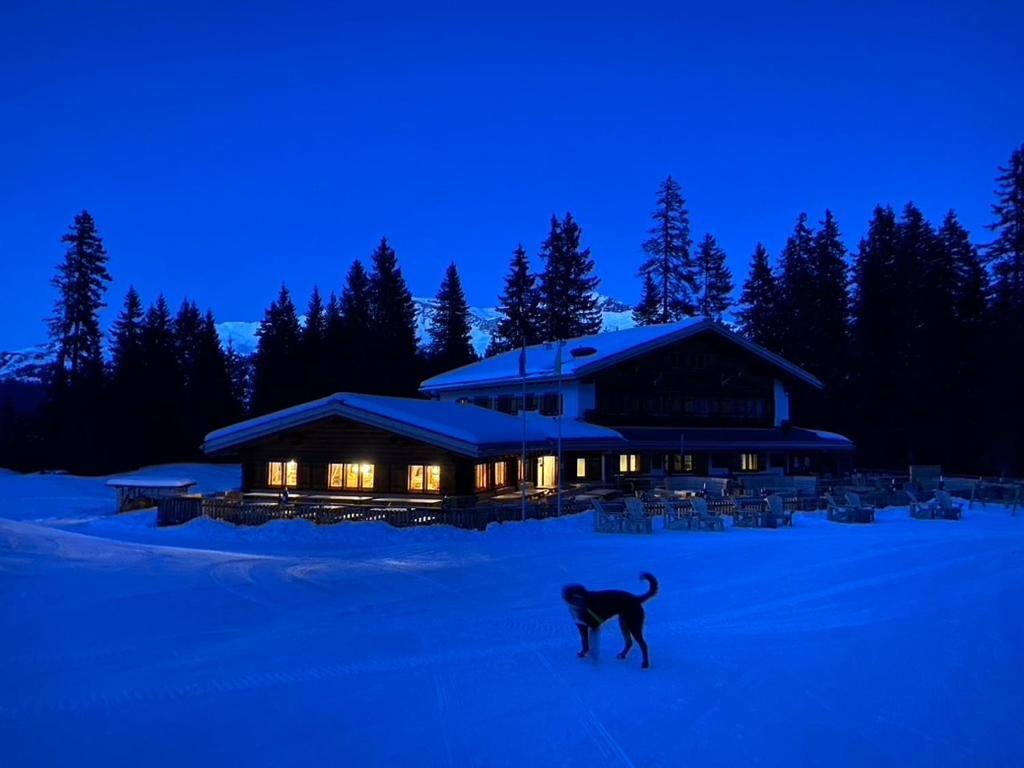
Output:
906 487 939 519
689 497 725 532
623 497 655 534
731 497 762 528
824 493 872 523
664 498 695 530
593 499 626 533
764 494 794 527
933 490 964 520
844 491 876 523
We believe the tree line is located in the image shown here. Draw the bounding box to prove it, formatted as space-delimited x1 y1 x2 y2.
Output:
0 144 1021 475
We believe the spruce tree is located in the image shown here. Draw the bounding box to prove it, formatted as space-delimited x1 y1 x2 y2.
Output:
489 244 541 353
985 145 1024 474
737 243 782 350
140 295 185 464
632 272 663 326
776 213 817 367
538 213 602 339
811 210 851 378
109 286 146 386
427 263 477 369
367 239 419 394
336 260 374 393
695 234 733 322
253 284 302 413
638 176 697 321
192 310 243 437
48 210 112 388
301 286 327 400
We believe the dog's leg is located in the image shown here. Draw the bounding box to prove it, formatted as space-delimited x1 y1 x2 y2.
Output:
575 623 589 658
632 625 650 669
616 615 633 660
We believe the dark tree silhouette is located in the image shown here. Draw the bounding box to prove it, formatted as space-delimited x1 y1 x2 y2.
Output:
489 244 541 354
737 243 782 351
538 213 602 339
638 176 697 321
427 262 477 370
632 272 663 326
695 234 733 321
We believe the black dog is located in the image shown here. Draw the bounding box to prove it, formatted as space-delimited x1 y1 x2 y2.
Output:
562 573 658 668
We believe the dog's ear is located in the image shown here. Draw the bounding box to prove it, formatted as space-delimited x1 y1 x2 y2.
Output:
562 584 585 604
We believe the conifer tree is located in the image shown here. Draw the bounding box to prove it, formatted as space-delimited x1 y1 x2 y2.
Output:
638 176 697 321
139 295 185 463
367 239 419 394
985 145 1024 474
191 310 243 436
810 210 851 379
737 243 782 350
776 213 817 367
538 213 602 339
173 299 204 388
48 210 112 388
335 260 374 393
301 286 327 400
427 263 477 369
632 272 663 326
341 260 373 331
941 211 988 326
695 234 733 322
109 286 146 387
253 284 302 413
489 244 541 353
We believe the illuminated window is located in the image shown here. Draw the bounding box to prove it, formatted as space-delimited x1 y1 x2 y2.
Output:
493 461 507 487
328 462 374 490
741 453 759 471
684 454 694 472
576 458 587 478
619 454 639 473
408 465 441 493
475 463 489 490
536 455 558 488
268 460 298 488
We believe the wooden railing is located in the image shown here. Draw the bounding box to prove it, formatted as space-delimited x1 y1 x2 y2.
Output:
156 495 589 530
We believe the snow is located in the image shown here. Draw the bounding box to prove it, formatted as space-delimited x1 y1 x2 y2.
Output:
1 465 1022 767
203 393 625 455
106 476 197 488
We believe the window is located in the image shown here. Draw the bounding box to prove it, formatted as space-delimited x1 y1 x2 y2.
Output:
619 454 639 473
408 464 441 493
475 463 489 491
536 455 558 488
493 461 507 487
540 392 562 416
472 395 492 409
328 463 374 490
576 458 587 478
495 395 516 415
741 453 759 471
268 460 298 488
684 454 694 472
669 454 695 472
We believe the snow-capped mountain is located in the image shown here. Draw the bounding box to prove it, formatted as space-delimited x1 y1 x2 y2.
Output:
0 295 636 384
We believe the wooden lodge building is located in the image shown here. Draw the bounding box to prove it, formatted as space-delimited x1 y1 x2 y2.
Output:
202 319 854 501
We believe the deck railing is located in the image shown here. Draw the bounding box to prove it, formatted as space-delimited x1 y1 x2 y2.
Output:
156 495 589 530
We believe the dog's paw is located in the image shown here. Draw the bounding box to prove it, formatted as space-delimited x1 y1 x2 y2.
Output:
616 652 628 660
577 651 588 659
641 661 650 669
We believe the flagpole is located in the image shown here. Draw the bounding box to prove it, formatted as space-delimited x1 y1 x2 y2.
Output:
556 339 563 517
520 339 527 522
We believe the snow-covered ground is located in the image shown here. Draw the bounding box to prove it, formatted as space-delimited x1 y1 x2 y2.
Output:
1 465 1022 767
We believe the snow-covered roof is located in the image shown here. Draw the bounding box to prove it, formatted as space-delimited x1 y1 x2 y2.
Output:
202 393 626 458
106 477 197 488
615 426 854 452
419 318 823 393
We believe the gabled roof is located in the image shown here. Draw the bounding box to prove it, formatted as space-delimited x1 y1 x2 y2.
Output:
615 426 854 452
202 393 626 458
419 318 823 393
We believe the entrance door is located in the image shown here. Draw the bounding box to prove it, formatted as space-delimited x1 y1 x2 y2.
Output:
536 455 558 489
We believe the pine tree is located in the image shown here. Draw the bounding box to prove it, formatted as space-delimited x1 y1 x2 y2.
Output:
335 260 374 393
300 286 327 400
776 213 817 367
253 284 302 413
48 210 112 388
810 210 851 379
192 310 243 436
427 263 477 369
737 243 782 350
109 286 145 385
174 299 204 389
632 272 663 326
341 260 372 331
695 234 733 321
139 295 185 464
985 145 1024 474
538 213 602 339
638 176 697 321
107 286 147 468
367 239 419 394
489 244 541 353
941 211 988 327
987 144 1024 316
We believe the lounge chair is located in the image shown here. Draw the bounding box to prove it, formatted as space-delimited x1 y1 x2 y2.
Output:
825 493 873 524
593 499 626 533
689 497 725 532
932 490 964 520
731 497 762 528
764 494 793 527
906 487 939 519
664 498 695 530
623 497 655 534
844 491 876 523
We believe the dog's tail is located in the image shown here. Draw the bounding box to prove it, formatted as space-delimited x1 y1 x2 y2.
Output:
638 572 658 603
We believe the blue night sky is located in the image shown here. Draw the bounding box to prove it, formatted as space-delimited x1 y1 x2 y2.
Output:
1 1 1021 349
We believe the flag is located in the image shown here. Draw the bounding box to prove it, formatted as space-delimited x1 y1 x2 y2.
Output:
553 340 563 376
518 344 527 378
